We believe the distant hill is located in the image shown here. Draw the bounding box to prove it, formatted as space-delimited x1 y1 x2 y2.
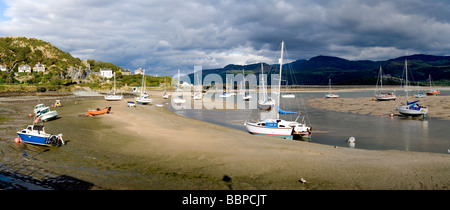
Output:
0 36 85 72
0 36 124 74
192 54 450 86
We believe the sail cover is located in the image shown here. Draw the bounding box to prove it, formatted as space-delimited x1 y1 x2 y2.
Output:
407 100 420 105
278 107 299 115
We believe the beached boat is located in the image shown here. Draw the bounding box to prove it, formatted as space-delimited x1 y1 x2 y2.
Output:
34 104 46 114
135 70 153 105
162 78 170 99
375 66 397 101
245 41 312 139
426 75 440 95
325 79 339 98
17 124 64 147
86 107 111 116
172 69 186 104
241 69 252 101
414 93 426 98
397 60 428 116
104 72 123 101
193 74 203 100
54 100 62 107
35 107 58 122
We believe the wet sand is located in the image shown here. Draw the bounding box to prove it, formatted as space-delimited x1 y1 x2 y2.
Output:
308 95 450 120
1 92 450 190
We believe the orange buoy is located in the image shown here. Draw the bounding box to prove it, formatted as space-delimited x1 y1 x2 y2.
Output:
29 113 33 117
14 137 21 143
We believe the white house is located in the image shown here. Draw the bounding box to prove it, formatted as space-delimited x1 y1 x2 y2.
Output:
134 67 144 75
100 68 113 78
0 65 7 71
33 63 46 73
18 64 31 73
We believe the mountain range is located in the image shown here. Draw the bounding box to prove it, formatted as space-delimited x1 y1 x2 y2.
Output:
1 37 450 86
193 54 450 86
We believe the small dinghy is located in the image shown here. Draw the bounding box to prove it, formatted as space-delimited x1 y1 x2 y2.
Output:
86 107 111 116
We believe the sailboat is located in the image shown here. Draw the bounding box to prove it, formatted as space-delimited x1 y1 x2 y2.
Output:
258 63 275 110
244 41 312 139
162 78 170 99
374 66 396 101
241 69 252 101
193 74 203 100
426 75 440 95
105 72 123 101
173 69 186 104
397 60 428 116
135 70 153 105
325 78 339 98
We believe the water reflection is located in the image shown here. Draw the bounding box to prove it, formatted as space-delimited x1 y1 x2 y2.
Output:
169 90 450 154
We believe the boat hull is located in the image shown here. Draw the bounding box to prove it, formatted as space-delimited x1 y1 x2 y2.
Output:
104 95 123 101
17 132 51 146
325 94 339 98
375 95 397 101
426 91 440 95
245 122 293 139
258 102 275 110
40 111 58 121
87 107 111 116
397 106 428 116
281 94 295 98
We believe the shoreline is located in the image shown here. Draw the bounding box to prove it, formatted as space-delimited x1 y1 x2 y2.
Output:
1 91 450 190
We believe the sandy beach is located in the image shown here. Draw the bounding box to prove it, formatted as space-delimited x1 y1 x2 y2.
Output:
1 91 450 190
308 94 450 120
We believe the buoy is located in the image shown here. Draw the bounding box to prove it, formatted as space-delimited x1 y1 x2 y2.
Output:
14 137 21 143
29 114 33 117
372 98 375 101
390 113 394 117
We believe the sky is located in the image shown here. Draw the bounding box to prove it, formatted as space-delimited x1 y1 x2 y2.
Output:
1 0 450 76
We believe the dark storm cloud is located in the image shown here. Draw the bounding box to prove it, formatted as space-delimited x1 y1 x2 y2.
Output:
1 0 450 75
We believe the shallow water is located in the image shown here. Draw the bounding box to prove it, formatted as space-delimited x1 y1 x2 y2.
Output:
170 90 450 154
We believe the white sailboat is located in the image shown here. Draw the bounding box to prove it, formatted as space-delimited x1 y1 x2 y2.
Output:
245 41 312 139
104 72 123 101
426 74 440 96
325 78 339 98
374 66 396 101
173 69 186 104
135 69 153 105
241 69 252 101
397 60 428 116
162 78 170 99
193 74 203 100
258 63 275 110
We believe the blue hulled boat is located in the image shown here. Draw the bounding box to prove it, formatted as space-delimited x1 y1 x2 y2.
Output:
17 124 64 147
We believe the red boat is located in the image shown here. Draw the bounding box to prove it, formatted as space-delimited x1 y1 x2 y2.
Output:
426 75 440 95
86 107 111 116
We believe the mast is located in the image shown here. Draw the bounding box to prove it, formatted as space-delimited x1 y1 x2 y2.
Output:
379 66 383 91
277 41 285 119
261 63 266 102
113 72 116 96
405 60 408 99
